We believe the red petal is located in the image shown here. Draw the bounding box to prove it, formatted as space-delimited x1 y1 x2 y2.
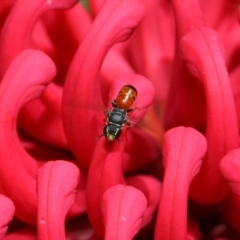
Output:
171 0 204 38
0 0 77 76
129 0 175 105
0 0 78 148
37 160 80 240
62 0 145 166
0 195 15 239
155 126 207 240
181 28 239 203
163 0 206 130
102 185 147 240
0 50 56 224
126 175 161 228
218 149 240 232
86 138 125 236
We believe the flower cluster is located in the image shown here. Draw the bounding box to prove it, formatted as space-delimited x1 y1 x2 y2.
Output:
1 0 240 239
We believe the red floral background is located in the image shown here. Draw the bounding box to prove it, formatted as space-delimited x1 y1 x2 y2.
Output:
1 0 240 239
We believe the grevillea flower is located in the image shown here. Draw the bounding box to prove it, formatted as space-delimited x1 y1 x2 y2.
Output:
1 0 240 239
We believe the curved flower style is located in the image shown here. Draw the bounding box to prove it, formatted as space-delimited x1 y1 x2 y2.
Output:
62 0 147 167
1 0 240 239
181 28 239 204
102 185 147 240
0 0 78 149
0 50 56 224
125 175 161 228
219 149 240 232
0 195 15 239
37 160 80 240
155 127 207 240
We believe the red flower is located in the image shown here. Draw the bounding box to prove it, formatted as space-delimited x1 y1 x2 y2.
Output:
1 0 240 239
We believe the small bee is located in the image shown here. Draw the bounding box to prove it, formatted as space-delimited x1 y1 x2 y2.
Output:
103 85 137 141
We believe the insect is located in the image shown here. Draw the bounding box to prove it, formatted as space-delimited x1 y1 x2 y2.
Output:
103 85 137 141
